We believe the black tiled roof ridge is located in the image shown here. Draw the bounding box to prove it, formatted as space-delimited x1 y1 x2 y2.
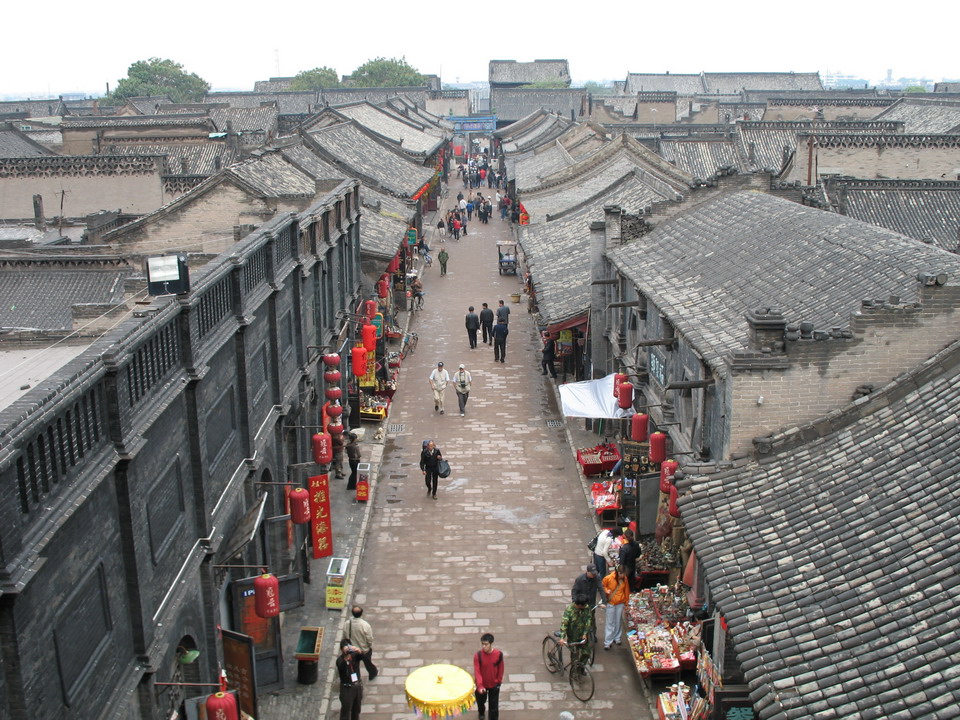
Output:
824 177 960 191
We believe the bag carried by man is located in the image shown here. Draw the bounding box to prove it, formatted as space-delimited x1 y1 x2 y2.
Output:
437 459 452 478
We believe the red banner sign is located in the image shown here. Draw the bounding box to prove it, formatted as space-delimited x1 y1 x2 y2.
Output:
308 474 333 558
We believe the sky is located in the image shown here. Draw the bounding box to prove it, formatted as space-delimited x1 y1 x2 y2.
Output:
2 1 956 99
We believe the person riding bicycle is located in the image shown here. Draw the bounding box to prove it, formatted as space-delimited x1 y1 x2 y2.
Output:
559 595 593 667
410 276 424 299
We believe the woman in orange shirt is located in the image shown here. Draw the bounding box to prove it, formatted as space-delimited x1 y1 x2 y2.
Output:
601 565 630 650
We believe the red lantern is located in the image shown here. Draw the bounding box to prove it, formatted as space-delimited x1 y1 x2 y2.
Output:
377 278 389 298
660 459 679 493
325 386 343 402
361 323 377 352
668 484 681 518
327 418 344 435
205 691 239 720
253 573 280 618
323 369 341 385
289 487 311 524
364 300 378 319
649 431 667 464
322 353 341 367
613 373 628 398
631 413 649 442
327 401 344 418
351 345 368 376
617 381 633 410
312 432 332 464
388 255 400 273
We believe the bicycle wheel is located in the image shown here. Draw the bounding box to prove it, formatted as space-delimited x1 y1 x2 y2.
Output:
569 661 595 702
541 636 561 674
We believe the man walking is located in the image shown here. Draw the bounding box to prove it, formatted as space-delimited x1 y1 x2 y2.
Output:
465 306 480 349
438 247 449 275
479 303 494 345
473 633 504 720
345 432 361 490
336 639 365 720
453 363 472 416
428 361 449 414
540 332 558 378
496 299 510 325
347 606 378 680
492 319 509 363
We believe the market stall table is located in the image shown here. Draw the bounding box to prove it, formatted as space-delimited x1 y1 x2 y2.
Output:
405 664 475 719
576 443 620 476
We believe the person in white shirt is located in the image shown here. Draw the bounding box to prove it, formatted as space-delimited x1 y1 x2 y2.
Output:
593 527 622 579
428 361 450 414
453 363 473 416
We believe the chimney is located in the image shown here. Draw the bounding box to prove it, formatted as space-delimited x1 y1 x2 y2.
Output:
745 307 787 353
33 195 45 230
180 158 189 174
748 142 757 164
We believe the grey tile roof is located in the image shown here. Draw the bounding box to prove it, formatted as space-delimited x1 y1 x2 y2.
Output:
702 72 823 94
102 142 237 175
126 96 174 115
0 260 133 331
499 111 575 155
624 73 704 95
326 102 445 155
0 98 65 117
253 78 296 93
490 88 585 123
303 121 434 198
678 337 960 720
658 138 742 179
61 114 215 131
278 143 347 185
512 123 610 191
0 126 55 157
204 91 319 116
594 96 639 119
359 186 411 259
489 60 571 86
607 191 960 377
319 88 429 108
870 97 960 133
210 107 279 134
822 178 960 253
226 154 315 197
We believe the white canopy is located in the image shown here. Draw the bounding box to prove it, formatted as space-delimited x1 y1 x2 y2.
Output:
559 373 634 419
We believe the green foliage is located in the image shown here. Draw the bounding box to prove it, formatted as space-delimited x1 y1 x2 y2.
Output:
518 80 569 89
106 58 210 103
290 66 341 91
583 81 614 95
347 57 425 88
903 85 927 93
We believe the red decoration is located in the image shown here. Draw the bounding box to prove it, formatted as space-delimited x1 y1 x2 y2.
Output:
312 432 332 464
364 299 378 319
289 488 311 524
631 413 649 442
351 345 368 376
323 369 341 385
322 353 341 367
327 402 344 418
327 418 344 435
668 484 680 517
325 386 343 402
617 381 633 410
356 477 369 502
388 255 400 273
308 474 333 558
253 574 280 618
377 278 389 298
205 691 239 720
649 432 667 464
361 323 377 352
660 459 679 493
613 373 628 398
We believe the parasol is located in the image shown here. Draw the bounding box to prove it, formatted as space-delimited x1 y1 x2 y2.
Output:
405 663 475 718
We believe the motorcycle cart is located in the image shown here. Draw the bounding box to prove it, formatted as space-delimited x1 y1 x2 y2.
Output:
497 241 518 275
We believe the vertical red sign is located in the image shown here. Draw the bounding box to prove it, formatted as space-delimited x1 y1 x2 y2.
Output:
308 474 333 559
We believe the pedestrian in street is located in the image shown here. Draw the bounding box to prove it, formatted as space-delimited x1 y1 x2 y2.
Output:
492 319 509 363
496 299 510 325
592 526 621 579
345 432 361 490
540 332 558 378
559 596 593 667
420 440 443 499
347 606 378 680
428 362 449 414
618 528 641 591
336 639 364 720
466 199 474 222
601 565 630 650
571 563 607 608
465 306 480 349
473 633 504 720
452 217 461 240
436 218 446 239
438 247 449 276
479 302 494 345
453 363 472 416
332 431 345 479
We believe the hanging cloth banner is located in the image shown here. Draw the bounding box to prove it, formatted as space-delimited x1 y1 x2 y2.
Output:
307 474 334 558
559 373 635 419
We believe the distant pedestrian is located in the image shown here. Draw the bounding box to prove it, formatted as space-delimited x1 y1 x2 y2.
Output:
345 432 361 490
438 248 449 275
347 606 378 680
466 200 474 221
436 218 446 239
332 431 345 479
479 302 494 345
496 299 510 325
540 332 558 378
453 363 472 416
428 361 449 414
465 306 480 349
453 218 461 240
473 633 504 720
420 440 443 499
337 639 365 720
492 319 509 363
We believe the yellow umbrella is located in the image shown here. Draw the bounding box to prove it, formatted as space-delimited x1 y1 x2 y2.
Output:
405 663 475 718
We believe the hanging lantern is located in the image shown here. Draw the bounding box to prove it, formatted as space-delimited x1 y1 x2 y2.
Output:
631 413 649 442
253 573 280 618
364 300 378 319
361 323 377 352
322 353 341 367
351 345 368 376
668 484 681 518
325 386 343 402
312 432 332 464
660 459 679 493
649 431 667 464
617 381 633 410
205 691 239 720
327 401 344 418
327 418 344 435
323 369 341 385
377 278 389 298
613 373 628 398
289 488 311 524
388 255 400 273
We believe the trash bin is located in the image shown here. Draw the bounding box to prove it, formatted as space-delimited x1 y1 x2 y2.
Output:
326 557 349 609
297 659 318 684
295 626 323 685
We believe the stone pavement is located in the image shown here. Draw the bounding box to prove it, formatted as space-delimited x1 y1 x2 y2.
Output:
258 177 657 720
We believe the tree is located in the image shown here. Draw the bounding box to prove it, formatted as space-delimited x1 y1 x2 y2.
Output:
106 58 210 103
583 81 614 96
903 85 927 93
347 57 425 88
290 66 341 91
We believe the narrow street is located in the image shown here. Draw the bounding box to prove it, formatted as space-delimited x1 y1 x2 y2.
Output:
340 178 654 719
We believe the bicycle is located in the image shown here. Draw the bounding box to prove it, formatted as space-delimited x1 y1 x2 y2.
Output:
541 633 595 702
412 292 426 311
401 332 418 358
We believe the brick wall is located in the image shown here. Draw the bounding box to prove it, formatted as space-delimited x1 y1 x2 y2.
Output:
787 142 960 182
0 170 165 217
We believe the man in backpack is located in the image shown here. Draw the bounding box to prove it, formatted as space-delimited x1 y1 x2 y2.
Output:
473 633 504 720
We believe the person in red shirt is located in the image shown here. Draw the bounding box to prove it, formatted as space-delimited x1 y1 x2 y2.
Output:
473 633 504 720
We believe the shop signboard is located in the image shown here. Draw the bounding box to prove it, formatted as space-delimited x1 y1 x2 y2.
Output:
372 312 384 338
649 348 666 386
307 474 333 559
222 629 258 717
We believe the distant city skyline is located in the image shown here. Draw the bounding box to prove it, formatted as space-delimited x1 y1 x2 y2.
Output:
2 0 956 99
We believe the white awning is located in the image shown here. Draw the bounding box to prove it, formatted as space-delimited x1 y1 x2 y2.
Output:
559 373 634 419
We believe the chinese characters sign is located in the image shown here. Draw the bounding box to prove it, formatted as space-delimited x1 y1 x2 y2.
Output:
308 474 333 559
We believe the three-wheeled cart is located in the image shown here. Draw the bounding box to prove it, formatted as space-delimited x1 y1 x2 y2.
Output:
497 240 518 275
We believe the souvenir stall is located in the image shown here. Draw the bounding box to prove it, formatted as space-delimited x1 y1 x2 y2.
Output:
656 649 720 720
625 585 702 686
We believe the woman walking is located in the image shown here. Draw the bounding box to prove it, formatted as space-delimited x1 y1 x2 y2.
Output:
420 440 443 499
601 565 630 650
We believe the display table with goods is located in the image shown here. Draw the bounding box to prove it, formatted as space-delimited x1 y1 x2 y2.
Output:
637 537 679 588
388 351 402 368
657 681 709 720
625 588 700 682
590 480 621 525
360 392 390 421
576 443 620 476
